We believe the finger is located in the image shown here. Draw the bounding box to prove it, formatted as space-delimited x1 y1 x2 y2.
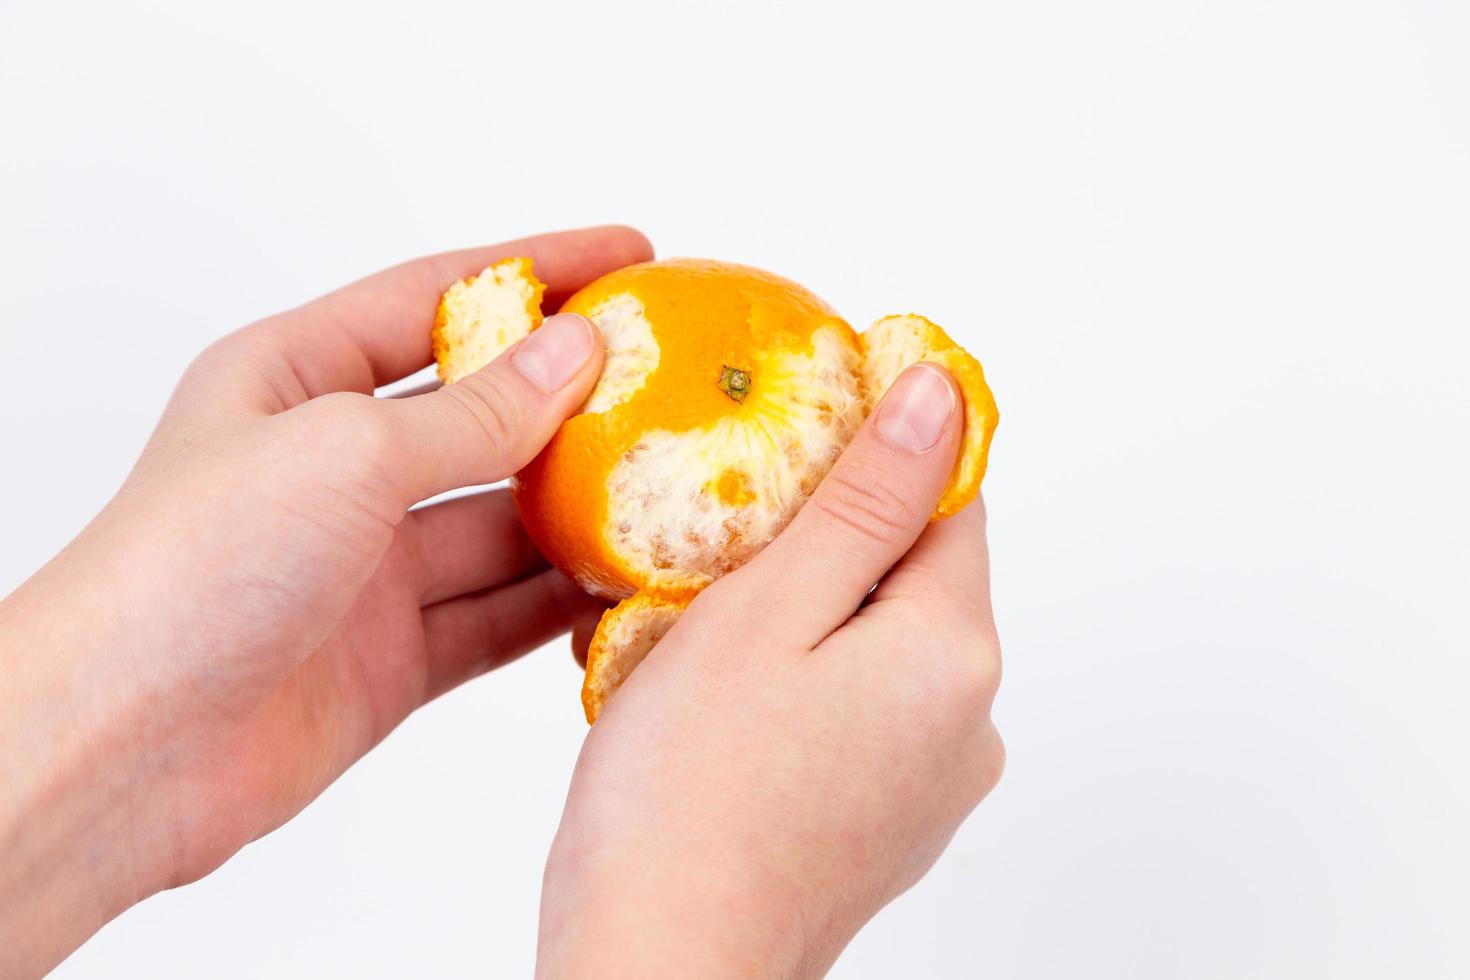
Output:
723 363 963 647
862 495 994 628
420 568 603 702
570 604 609 668
376 311 604 504
409 489 547 605
183 225 653 413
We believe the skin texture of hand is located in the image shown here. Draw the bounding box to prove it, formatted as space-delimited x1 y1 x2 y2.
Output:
537 363 1005 979
0 225 652 976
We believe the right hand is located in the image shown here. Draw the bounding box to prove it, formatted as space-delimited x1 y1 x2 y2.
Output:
536 362 1006 979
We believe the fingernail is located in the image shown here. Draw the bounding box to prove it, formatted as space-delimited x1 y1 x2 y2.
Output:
512 313 596 393
874 363 956 453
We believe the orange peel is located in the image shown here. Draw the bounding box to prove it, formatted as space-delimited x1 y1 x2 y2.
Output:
432 257 544 384
860 314 999 519
582 592 688 723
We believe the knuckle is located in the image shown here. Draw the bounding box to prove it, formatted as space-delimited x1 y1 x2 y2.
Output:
879 593 939 639
953 722 1006 810
442 372 522 454
197 317 288 370
258 392 406 516
306 391 397 463
972 723 1006 800
988 725 1007 782
183 330 263 386
881 628 1000 725
310 388 373 425
919 641 1001 722
955 653 1002 710
950 599 1001 650
810 465 920 546
187 332 243 374
178 320 312 413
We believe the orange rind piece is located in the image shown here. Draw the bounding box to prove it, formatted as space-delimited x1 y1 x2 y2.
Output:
432 257 545 384
859 314 1000 520
582 591 689 722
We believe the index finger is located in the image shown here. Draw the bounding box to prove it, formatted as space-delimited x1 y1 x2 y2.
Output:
196 225 654 410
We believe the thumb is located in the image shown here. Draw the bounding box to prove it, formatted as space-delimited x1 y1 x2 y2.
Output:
379 312 603 503
724 362 963 647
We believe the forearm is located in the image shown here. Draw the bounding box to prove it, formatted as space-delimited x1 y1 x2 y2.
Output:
0 567 169 976
0 763 156 977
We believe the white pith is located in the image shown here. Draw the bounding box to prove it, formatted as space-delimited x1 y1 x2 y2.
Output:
586 598 682 710
858 315 934 408
604 325 864 592
438 263 537 383
582 293 660 414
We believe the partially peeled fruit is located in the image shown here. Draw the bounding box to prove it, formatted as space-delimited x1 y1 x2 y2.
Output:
432 258 998 721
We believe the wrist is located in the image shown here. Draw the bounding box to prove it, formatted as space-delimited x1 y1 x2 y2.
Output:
537 827 849 980
0 559 177 974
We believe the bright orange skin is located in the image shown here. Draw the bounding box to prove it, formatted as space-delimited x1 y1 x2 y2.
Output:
512 258 857 601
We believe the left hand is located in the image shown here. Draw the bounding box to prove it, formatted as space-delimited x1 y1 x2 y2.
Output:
0 225 651 976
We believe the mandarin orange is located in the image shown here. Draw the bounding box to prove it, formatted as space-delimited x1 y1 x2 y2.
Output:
432 257 998 721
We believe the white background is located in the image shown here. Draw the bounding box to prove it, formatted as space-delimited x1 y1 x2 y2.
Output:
3 0 1468 976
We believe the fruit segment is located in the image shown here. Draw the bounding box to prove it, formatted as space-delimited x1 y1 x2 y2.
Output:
859 314 999 520
582 592 689 722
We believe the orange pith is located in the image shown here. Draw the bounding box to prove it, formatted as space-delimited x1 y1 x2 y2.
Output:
432 257 544 384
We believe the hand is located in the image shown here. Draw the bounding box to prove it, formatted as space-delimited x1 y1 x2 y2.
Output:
537 363 1005 979
0 225 652 976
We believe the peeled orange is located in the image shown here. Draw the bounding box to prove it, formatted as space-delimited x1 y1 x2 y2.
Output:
433 257 998 721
